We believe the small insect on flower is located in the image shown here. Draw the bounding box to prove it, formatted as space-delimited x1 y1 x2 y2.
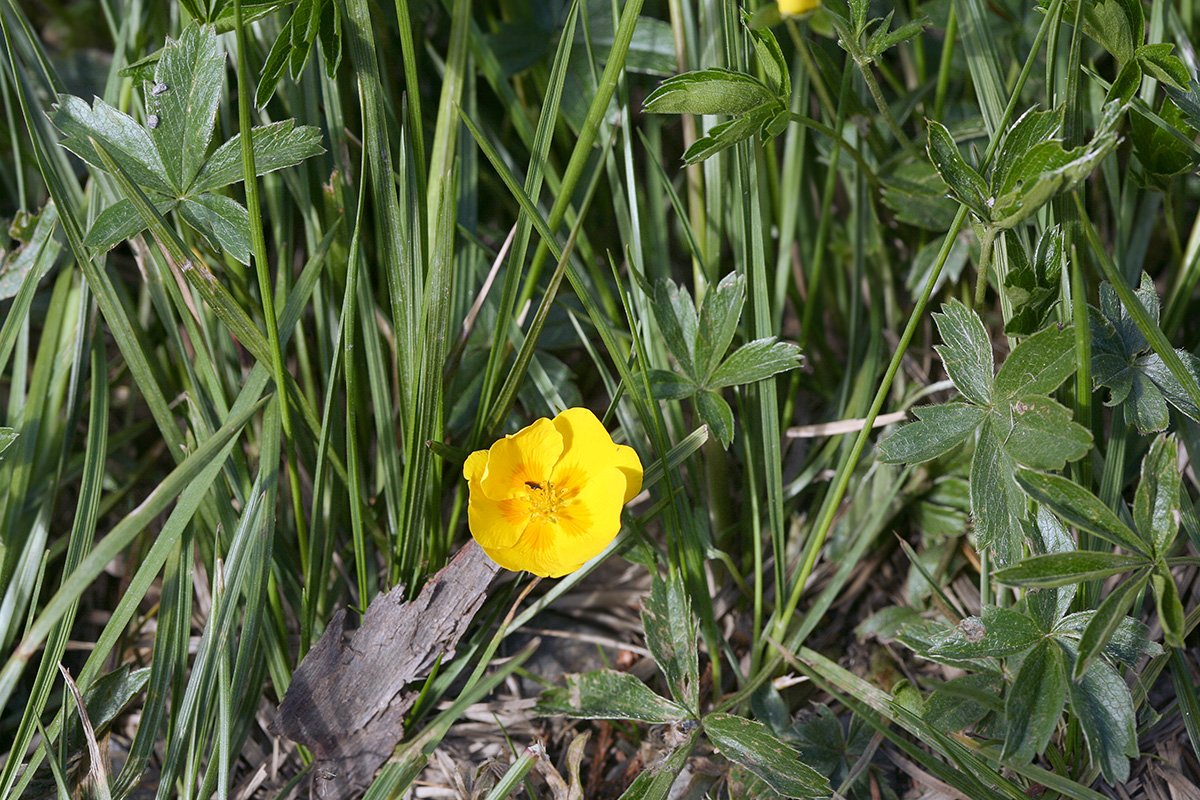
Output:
463 407 643 578
151 82 169 97
147 114 160 129
778 0 821 16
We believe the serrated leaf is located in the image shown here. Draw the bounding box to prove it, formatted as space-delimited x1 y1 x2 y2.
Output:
1003 641 1066 764
1071 569 1150 680
49 94 175 196
876 403 986 464
193 120 325 194
1068 654 1137 784
641 572 700 711
1137 350 1200 423
971 419 1024 564
996 394 1092 470
255 9 297 107
83 197 179 251
864 14 929 60
695 272 745 381
1128 370 1171 432
1165 77 1200 131
644 68 777 116
1003 227 1063 337
995 552 1145 587
929 606 1043 659
742 11 789 97
924 673 1003 732
616 732 696 800
994 324 1076 399
1130 99 1198 180
150 24 225 193
926 120 989 219
696 389 734 448
1106 58 1143 106
708 338 801 388
645 369 697 400
703 713 830 798
933 299 994 406
1135 44 1190 90
991 106 1064 193
1015 469 1147 556
0 428 17 458
1066 0 1143 65
178 194 252 264
652 278 699 377
537 670 691 723
682 104 777 164
1134 435 1180 557
1055 612 1162 666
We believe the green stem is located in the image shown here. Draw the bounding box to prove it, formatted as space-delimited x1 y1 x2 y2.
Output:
973 226 998 311
857 56 921 159
233 0 308 567
933 5 957 120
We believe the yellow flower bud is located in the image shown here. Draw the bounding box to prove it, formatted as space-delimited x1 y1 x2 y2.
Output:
463 408 643 578
778 0 821 16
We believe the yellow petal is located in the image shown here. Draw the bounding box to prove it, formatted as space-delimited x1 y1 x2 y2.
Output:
468 492 530 551
463 449 489 482
549 466 627 573
480 418 562 501
612 444 643 504
778 0 820 15
485 518 569 577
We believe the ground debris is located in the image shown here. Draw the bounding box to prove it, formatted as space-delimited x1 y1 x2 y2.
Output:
270 542 501 799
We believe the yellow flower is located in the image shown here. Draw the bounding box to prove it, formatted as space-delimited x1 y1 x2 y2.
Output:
778 0 821 16
463 408 643 578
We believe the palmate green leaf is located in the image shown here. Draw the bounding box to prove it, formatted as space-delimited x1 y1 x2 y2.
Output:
972 419 1025 564
1056 612 1162 667
641 572 700 711
1135 435 1180 557
1067 651 1138 784
996 394 1092 471
644 68 777 116
1023 509 1077 628
652 277 699 377
537 670 691 723
192 120 326 194
703 713 830 798
83 197 179 251
929 606 1043 659
149 24 225 193
49 94 174 196
177 194 252 264
933 299 994 406
708 338 802 388
1003 640 1066 764
696 389 734 448
1128 369 1171 432
1015 469 1148 556
695 272 745 381
994 324 1075 399
1106 59 1143 106
925 121 989 219
1071 569 1150 680
995 552 1146 587
988 103 1123 230
876 403 986 464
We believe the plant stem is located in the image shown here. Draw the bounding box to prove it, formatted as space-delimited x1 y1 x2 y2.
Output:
973 226 997 311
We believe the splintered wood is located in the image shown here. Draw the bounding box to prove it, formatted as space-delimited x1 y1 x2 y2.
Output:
270 542 501 799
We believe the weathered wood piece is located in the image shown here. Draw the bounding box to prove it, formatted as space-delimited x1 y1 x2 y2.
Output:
270 541 501 798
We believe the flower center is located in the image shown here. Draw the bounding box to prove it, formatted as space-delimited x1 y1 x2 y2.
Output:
524 479 569 522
